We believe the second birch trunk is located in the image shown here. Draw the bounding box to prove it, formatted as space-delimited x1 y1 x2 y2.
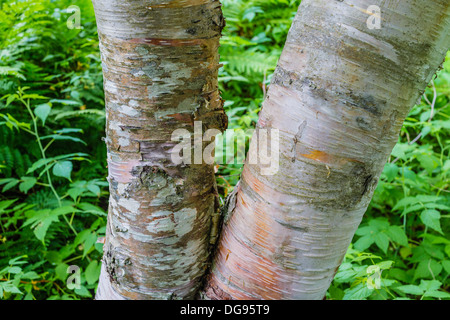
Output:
204 0 450 300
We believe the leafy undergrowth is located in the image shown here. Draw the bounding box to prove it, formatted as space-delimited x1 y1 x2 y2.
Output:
0 0 449 300
0 0 106 299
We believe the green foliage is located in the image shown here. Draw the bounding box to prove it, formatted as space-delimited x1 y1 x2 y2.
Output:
0 0 448 300
0 0 107 300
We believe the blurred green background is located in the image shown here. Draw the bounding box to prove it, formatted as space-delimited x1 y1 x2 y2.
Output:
0 0 449 300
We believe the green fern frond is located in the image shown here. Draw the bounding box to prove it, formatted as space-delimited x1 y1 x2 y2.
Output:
25 188 59 210
0 145 14 177
54 109 106 121
222 51 280 76
0 66 26 80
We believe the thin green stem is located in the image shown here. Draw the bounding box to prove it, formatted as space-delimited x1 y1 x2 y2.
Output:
69 211 75 225
20 96 77 235
35 182 51 187
43 138 55 153
63 255 83 264
63 214 78 235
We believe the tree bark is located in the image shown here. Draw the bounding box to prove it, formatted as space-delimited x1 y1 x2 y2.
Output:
204 0 450 300
92 0 226 300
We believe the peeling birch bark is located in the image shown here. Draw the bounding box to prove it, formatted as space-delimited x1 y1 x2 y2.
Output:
92 0 226 300
204 0 450 300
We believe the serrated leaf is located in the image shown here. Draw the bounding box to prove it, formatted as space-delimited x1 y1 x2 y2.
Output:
343 283 373 300
391 143 408 160
76 202 106 216
34 103 51 125
424 203 450 211
386 226 409 246
355 225 377 236
53 161 73 181
328 285 345 300
422 234 450 245
67 187 84 201
51 205 78 216
8 266 22 274
368 218 390 230
31 213 59 242
419 279 442 292
45 251 62 264
74 230 91 246
443 160 450 172
397 285 423 295
354 235 374 251
383 163 399 182
0 198 17 212
1 282 22 294
74 286 92 297
8 256 27 265
19 177 37 194
54 128 84 134
393 195 443 212
21 271 39 280
414 259 442 280
0 179 15 186
40 134 86 145
49 99 82 106
55 263 70 281
5 94 16 107
389 268 409 283
423 243 445 260
416 154 438 175
27 153 88 174
392 197 419 211
402 203 425 215
400 246 412 259
420 126 431 139
420 209 443 234
441 260 450 274
2 179 20 192
375 233 390 253
377 260 394 270
333 263 356 283
86 184 100 197
423 291 450 298
85 260 101 285
83 232 97 257
23 207 75 242
416 195 443 202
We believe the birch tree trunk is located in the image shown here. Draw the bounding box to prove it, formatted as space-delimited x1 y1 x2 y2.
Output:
92 0 226 300
204 0 450 300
